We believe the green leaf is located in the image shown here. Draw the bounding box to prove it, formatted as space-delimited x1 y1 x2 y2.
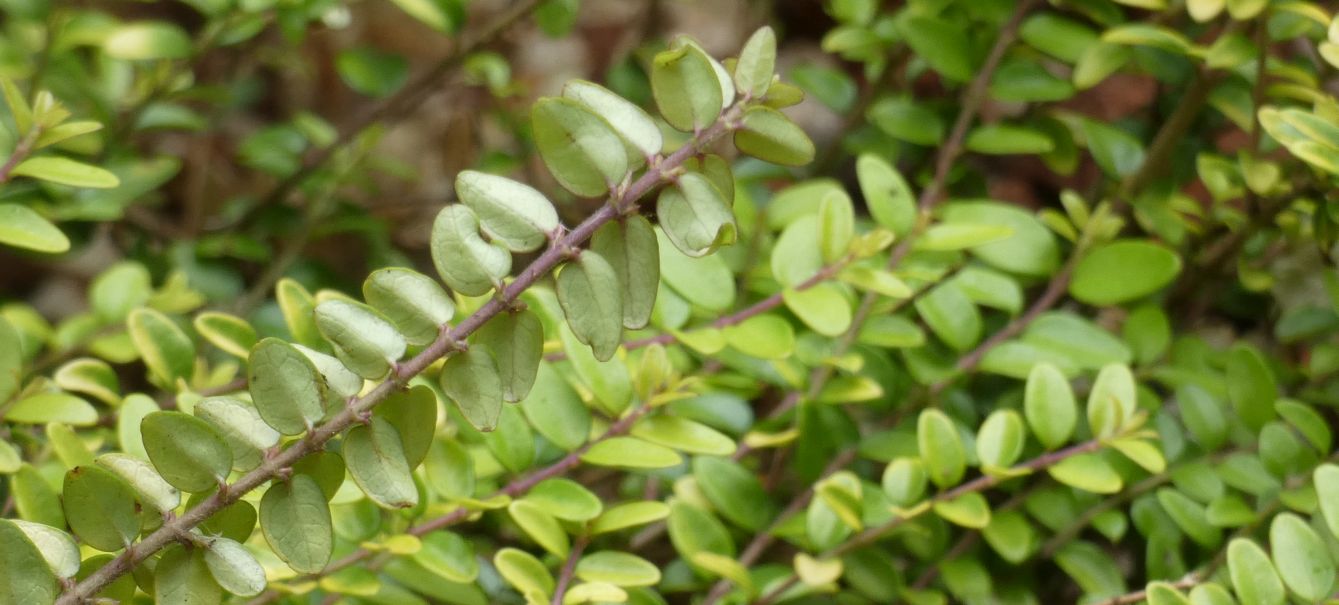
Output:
10 519 79 579
1177 385 1227 449
519 363 591 451
1056 541 1127 597
918 409 966 487
247 338 327 435
5 392 97 426
734 26 777 99
456 170 559 252
581 437 682 469
966 124 1055 154
192 312 256 358
424 438 474 500
898 14 973 81
11 156 119 188
294 344 362 400
90 262 151 323
982 510 1037 564
532 97 629 197
557 252 624 362
155 545 222 605
693 456 776 531
563 80 663 159
335 47 408 97
591 215 659 330
657 172 736 257
783 283 851 337
474 311 542 403
345 417 419 509
941 201 1060 276
867 97 943 146
1225 344 1277 431
128 307 195 386
915 281 981 352
1101 23 1194 55
1070 240 1182 305
1315 464 1339 540
260 474 333 574
592 501 670 535
1073 43 1130 90
388 0 462 32
1146 582 1191 605
1048 453 1122 494
658 229 736 311
1227 538 1285 605
819 190 855 262
62 465 140 551
0 318 21 404
1086 364 1137 439
494 547 554 597
439 347 504 431
856 153 916 236
276 278 322 349
1110 438 1165 473
374 385 437 469
881 458 928 507
414 532 478 583
933 492 992 528
314 299 406 379
0 204 69 253
95 453 181 512
976 410 1025 470
430 204 512 296
1 77 33 135
1081 120 1146 177
104 21 192 59
1157 488 1221 548
723 314 795 361
734 106 815 166
141 411 232 492
203 536 266 597
577 551 661 588
652 43 723 132
1269 513 1334 600
363 267 455 346
915 223 1014 251
523 478 603 522
11 464 63 528
481 405 535 474
632 414 734 456
508 500 569 557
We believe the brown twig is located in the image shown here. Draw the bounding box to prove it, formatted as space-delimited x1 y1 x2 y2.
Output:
552 535 590 605
57 99 747 605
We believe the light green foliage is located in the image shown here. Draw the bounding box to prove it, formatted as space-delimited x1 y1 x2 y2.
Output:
3 4 1339 605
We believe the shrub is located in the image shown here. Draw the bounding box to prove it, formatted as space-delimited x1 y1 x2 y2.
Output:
1 1 1339 604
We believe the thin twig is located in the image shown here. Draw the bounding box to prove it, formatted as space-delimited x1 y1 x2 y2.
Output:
552 535 590 605
57 99 747 605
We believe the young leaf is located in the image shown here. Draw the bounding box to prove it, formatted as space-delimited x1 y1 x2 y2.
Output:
10 157 119 188
1069 240 1182 305
556 252 624 362
260 475 333 574
933 492 992 528
247 338 328 435
915 281 982 352
519 363 591 451
104 21 193 60
439 347 504 431
882 458 928 507
734 106 815 166
276 278 323 349
918 409 966 487
1086 364 1136 439
1049 454 1123 494
1227 538 1285 605
430 204 512 296
128 308 195 386
1024 363 1077 449
657 172 736 257
524 478 604 522
363 267 455 345
856 154 916 237
1269 513 1334 600
508 500 569 557
5 393 97 426
344 417 419 509
581 437 682 469
475 310 543 403
141 411 233 493
62 465 140 552
193 312 257 358
313 299 407 379
976 410 1025 470
651 43 723 132
0 204 70 253
734 26 777 99
591 215 659 329
456 170 559 252
532 97 629 197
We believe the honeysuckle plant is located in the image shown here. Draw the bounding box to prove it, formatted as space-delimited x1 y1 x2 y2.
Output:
2 0 1339 604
